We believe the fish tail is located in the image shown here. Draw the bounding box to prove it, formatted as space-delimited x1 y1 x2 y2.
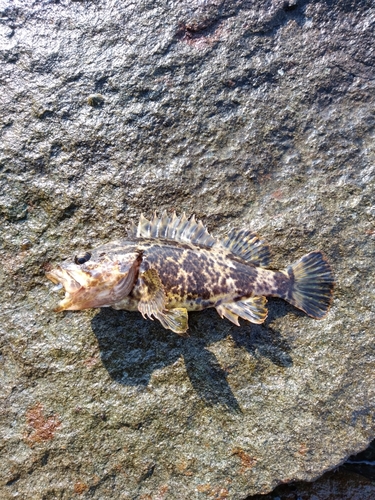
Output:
283 251 334 319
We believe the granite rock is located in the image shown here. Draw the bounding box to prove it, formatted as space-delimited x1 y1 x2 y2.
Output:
1 0 375 498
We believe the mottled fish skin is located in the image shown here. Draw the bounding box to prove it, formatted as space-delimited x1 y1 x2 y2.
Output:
102 240 290 311
46 213 334 335
117 238 262 311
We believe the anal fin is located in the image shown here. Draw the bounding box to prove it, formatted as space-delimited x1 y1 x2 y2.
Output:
216 296 268 326
216 304 240 326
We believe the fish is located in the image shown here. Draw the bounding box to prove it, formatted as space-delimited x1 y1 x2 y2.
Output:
46 212 334 336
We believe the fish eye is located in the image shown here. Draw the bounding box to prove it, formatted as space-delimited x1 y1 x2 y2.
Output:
74 252 92 265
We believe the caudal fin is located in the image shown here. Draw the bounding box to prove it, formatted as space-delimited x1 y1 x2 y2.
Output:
285 251 334 319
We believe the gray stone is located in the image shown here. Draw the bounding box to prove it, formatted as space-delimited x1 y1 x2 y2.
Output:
1 0 375 498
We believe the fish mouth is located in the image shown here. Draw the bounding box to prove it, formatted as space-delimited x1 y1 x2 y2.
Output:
46 266 87 311
46 258 139 312
46 267 83 293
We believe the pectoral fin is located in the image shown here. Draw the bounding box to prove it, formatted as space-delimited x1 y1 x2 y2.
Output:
137 268 166 319
137 268 189 335
216 296 268 326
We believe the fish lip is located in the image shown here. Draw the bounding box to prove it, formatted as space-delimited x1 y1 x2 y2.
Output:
45 270 60 285
46 267 84 312
53 297 74 312
46 267 83 290
46 264 110 311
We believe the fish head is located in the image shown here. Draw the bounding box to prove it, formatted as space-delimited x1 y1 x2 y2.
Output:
46 242 141 311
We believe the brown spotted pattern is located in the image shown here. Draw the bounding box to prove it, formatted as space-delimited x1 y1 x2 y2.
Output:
136 240 262 310
252 269 292 300
80 238 292 314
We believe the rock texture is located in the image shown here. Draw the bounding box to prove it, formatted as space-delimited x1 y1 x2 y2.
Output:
1 1 375 499
249 439 375 499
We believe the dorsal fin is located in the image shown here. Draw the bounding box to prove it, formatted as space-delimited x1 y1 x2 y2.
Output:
221 229 270 267
127 211 217 247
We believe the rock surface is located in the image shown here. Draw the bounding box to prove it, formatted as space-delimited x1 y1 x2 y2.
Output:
1 0 375 498
248 439 375 499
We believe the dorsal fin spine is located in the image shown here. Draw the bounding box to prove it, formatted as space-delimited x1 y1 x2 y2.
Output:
166 212 180 239
221 228 271 267
128 212 216 247
137 213 151 237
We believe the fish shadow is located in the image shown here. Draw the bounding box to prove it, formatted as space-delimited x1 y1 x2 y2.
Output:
91 300 296 413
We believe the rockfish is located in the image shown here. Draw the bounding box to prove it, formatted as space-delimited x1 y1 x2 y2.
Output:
46 213 334 335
